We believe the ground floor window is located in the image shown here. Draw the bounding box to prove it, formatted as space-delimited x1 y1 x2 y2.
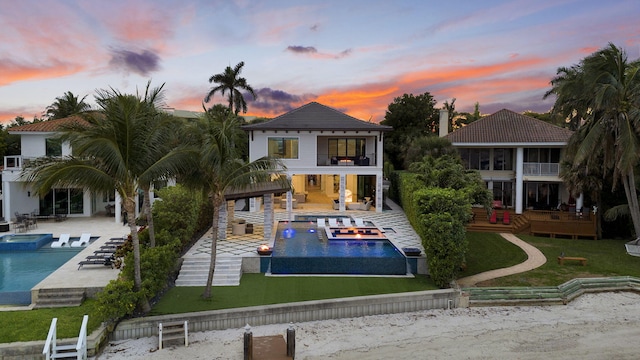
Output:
39 188 84 215
492 181 513 207
524 182 559 210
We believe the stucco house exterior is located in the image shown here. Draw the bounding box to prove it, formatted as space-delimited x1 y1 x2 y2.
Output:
441 109 578 214
242 102 392 212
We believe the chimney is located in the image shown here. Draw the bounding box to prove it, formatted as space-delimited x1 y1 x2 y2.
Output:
439 109 449 137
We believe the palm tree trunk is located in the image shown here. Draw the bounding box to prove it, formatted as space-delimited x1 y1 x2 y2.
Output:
621 170 640 241
202 196 222 299
125 197 151 312
142 187 156 247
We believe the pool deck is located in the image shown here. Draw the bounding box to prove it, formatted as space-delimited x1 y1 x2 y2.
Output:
1 199 423 310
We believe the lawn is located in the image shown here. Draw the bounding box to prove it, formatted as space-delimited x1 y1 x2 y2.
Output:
481 235 640 287
0 300 103 343
150 274 437 315
459 231 528 276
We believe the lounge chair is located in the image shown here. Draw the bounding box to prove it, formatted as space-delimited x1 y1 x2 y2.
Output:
51 233 70 248
342 218 353 227
328 218 339 227
317 218 326 228
354 218 365 227
71 233 91 247
78 255 114 270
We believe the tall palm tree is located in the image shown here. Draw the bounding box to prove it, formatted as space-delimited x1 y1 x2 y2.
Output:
548 43 640 240
45 91 91 120
204 61 257 115
185 111 288 299
25 84 192 312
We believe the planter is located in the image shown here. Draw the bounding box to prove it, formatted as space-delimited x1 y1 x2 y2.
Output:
232 222 246 235
246 223 254 234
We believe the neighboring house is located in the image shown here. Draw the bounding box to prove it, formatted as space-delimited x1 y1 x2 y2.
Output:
441 109 577 214
2 117 100 223
242 102 392 212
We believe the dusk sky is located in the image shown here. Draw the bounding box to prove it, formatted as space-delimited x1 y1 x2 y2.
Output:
1 0 639 124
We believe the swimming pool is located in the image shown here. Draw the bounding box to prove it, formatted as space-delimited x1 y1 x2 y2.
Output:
270 221 407 275
0 233 54 251
0 247 81 305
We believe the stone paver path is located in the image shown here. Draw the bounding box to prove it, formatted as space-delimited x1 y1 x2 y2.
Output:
456 233 547 287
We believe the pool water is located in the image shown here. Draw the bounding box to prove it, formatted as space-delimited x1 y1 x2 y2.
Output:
0 247 81 305
270 221 407 275
0 233 54 251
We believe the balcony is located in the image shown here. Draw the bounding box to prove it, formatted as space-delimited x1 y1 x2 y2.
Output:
523 162 559 176
4 155 26 170
316 153 377 167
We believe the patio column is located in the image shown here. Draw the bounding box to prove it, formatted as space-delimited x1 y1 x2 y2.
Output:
576 193 584 212
218 202 228 240
515 147 524 214
339 174 346 212
263 193 274 242
376 174 383 213
115 192 122 224
2 180 10 222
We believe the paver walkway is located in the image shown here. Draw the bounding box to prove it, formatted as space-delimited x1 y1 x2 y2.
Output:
456 233 547 287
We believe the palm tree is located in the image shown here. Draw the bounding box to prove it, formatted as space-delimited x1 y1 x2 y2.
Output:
25 84 192 312
185 111 288 299
45 91 91 120
548 43 640 240
204 61 257 115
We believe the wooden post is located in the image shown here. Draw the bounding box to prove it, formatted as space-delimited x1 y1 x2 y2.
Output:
286 322 295 359
243 324 253 360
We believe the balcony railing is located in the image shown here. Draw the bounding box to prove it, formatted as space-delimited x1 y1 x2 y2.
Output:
523 162 559 176
316 153 377 167
4 155 25 170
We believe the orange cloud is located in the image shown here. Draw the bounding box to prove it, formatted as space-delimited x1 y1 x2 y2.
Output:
0 60 85 87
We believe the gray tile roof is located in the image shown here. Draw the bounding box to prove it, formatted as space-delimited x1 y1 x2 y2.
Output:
444 109 573 144
241 102 392 131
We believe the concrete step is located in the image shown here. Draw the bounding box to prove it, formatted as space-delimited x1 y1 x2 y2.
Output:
175 257 242 287
34 288 85 308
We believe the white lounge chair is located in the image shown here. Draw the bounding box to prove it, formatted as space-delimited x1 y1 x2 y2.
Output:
328 218 339 227
342 218 353 227
71 233 91 247
354 218 365 227
317 218 326 228
51 233 70 248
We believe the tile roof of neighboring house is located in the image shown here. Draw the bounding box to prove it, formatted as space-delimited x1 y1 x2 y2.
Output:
444 109 573 144
241 102 392 132
7 115 90 133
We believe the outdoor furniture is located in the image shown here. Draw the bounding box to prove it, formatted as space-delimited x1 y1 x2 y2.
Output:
503 211 510 225
71 233 91 247
51 233 70 248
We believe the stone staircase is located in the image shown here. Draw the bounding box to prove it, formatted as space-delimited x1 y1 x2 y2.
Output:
175 256 242 286
34 288 85 308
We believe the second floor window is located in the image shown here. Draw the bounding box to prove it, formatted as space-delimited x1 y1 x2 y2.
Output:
328 138 366 158
268 137 299 159
46 138 62 157
459 148 490 170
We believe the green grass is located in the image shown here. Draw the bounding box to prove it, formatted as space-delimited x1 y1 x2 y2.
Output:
150 273 437 315
459 231 528 276
0 300 104 343
485 235 640 287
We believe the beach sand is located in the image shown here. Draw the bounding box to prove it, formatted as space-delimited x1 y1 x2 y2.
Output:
93 292 640 359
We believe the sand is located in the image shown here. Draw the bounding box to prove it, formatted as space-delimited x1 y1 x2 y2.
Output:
93 292 640 359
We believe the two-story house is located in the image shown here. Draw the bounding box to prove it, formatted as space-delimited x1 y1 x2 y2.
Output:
441 109 577 214
242 102 392 212
2 117 103 223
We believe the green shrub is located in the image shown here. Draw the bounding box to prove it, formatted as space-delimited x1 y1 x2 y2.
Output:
153 185 203 249
414 188 470 287
96 279 141 323
120 242 180 300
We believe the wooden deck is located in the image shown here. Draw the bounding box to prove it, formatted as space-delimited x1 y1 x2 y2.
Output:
467 208 597 240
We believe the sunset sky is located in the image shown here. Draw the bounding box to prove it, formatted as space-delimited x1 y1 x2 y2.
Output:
1 0 639 124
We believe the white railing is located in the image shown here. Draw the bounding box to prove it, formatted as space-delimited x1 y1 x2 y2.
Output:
523 162 559 176
76 314 89 360
4 155 23 170
43 318 58 360
42 315 88 360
